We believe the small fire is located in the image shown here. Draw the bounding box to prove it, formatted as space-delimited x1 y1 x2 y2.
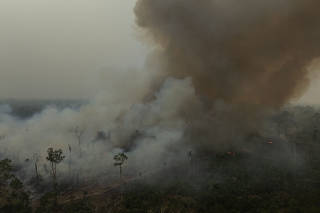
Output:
227 152 236 156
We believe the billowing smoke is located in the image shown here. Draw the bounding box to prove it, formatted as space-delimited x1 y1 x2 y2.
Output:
135 0 320 107
0 0 318 190
0 76 196 185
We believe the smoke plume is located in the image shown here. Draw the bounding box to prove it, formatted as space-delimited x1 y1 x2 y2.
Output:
1 0 318 189
135 0 320 107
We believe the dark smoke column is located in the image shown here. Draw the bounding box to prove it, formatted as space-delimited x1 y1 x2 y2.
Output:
135 0 320 108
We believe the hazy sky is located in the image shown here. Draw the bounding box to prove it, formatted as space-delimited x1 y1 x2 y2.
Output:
0 0 319 104
0 0 148 99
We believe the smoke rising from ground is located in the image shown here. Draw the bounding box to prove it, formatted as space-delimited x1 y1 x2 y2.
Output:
135 0 320 107
0 0 318 190
0 78 196 184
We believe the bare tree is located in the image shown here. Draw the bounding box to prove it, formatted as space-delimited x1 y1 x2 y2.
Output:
188 150 193 163
72 126 85 158
68 144 72 174
32 153 41 183
114 153 128 179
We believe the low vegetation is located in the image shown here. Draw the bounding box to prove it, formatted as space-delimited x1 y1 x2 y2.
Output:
0 106 320 212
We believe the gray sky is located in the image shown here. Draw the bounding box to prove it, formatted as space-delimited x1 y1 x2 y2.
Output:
0 0 148 99
0 0 319 104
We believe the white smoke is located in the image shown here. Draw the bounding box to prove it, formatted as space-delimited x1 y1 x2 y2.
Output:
0 77 196 183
